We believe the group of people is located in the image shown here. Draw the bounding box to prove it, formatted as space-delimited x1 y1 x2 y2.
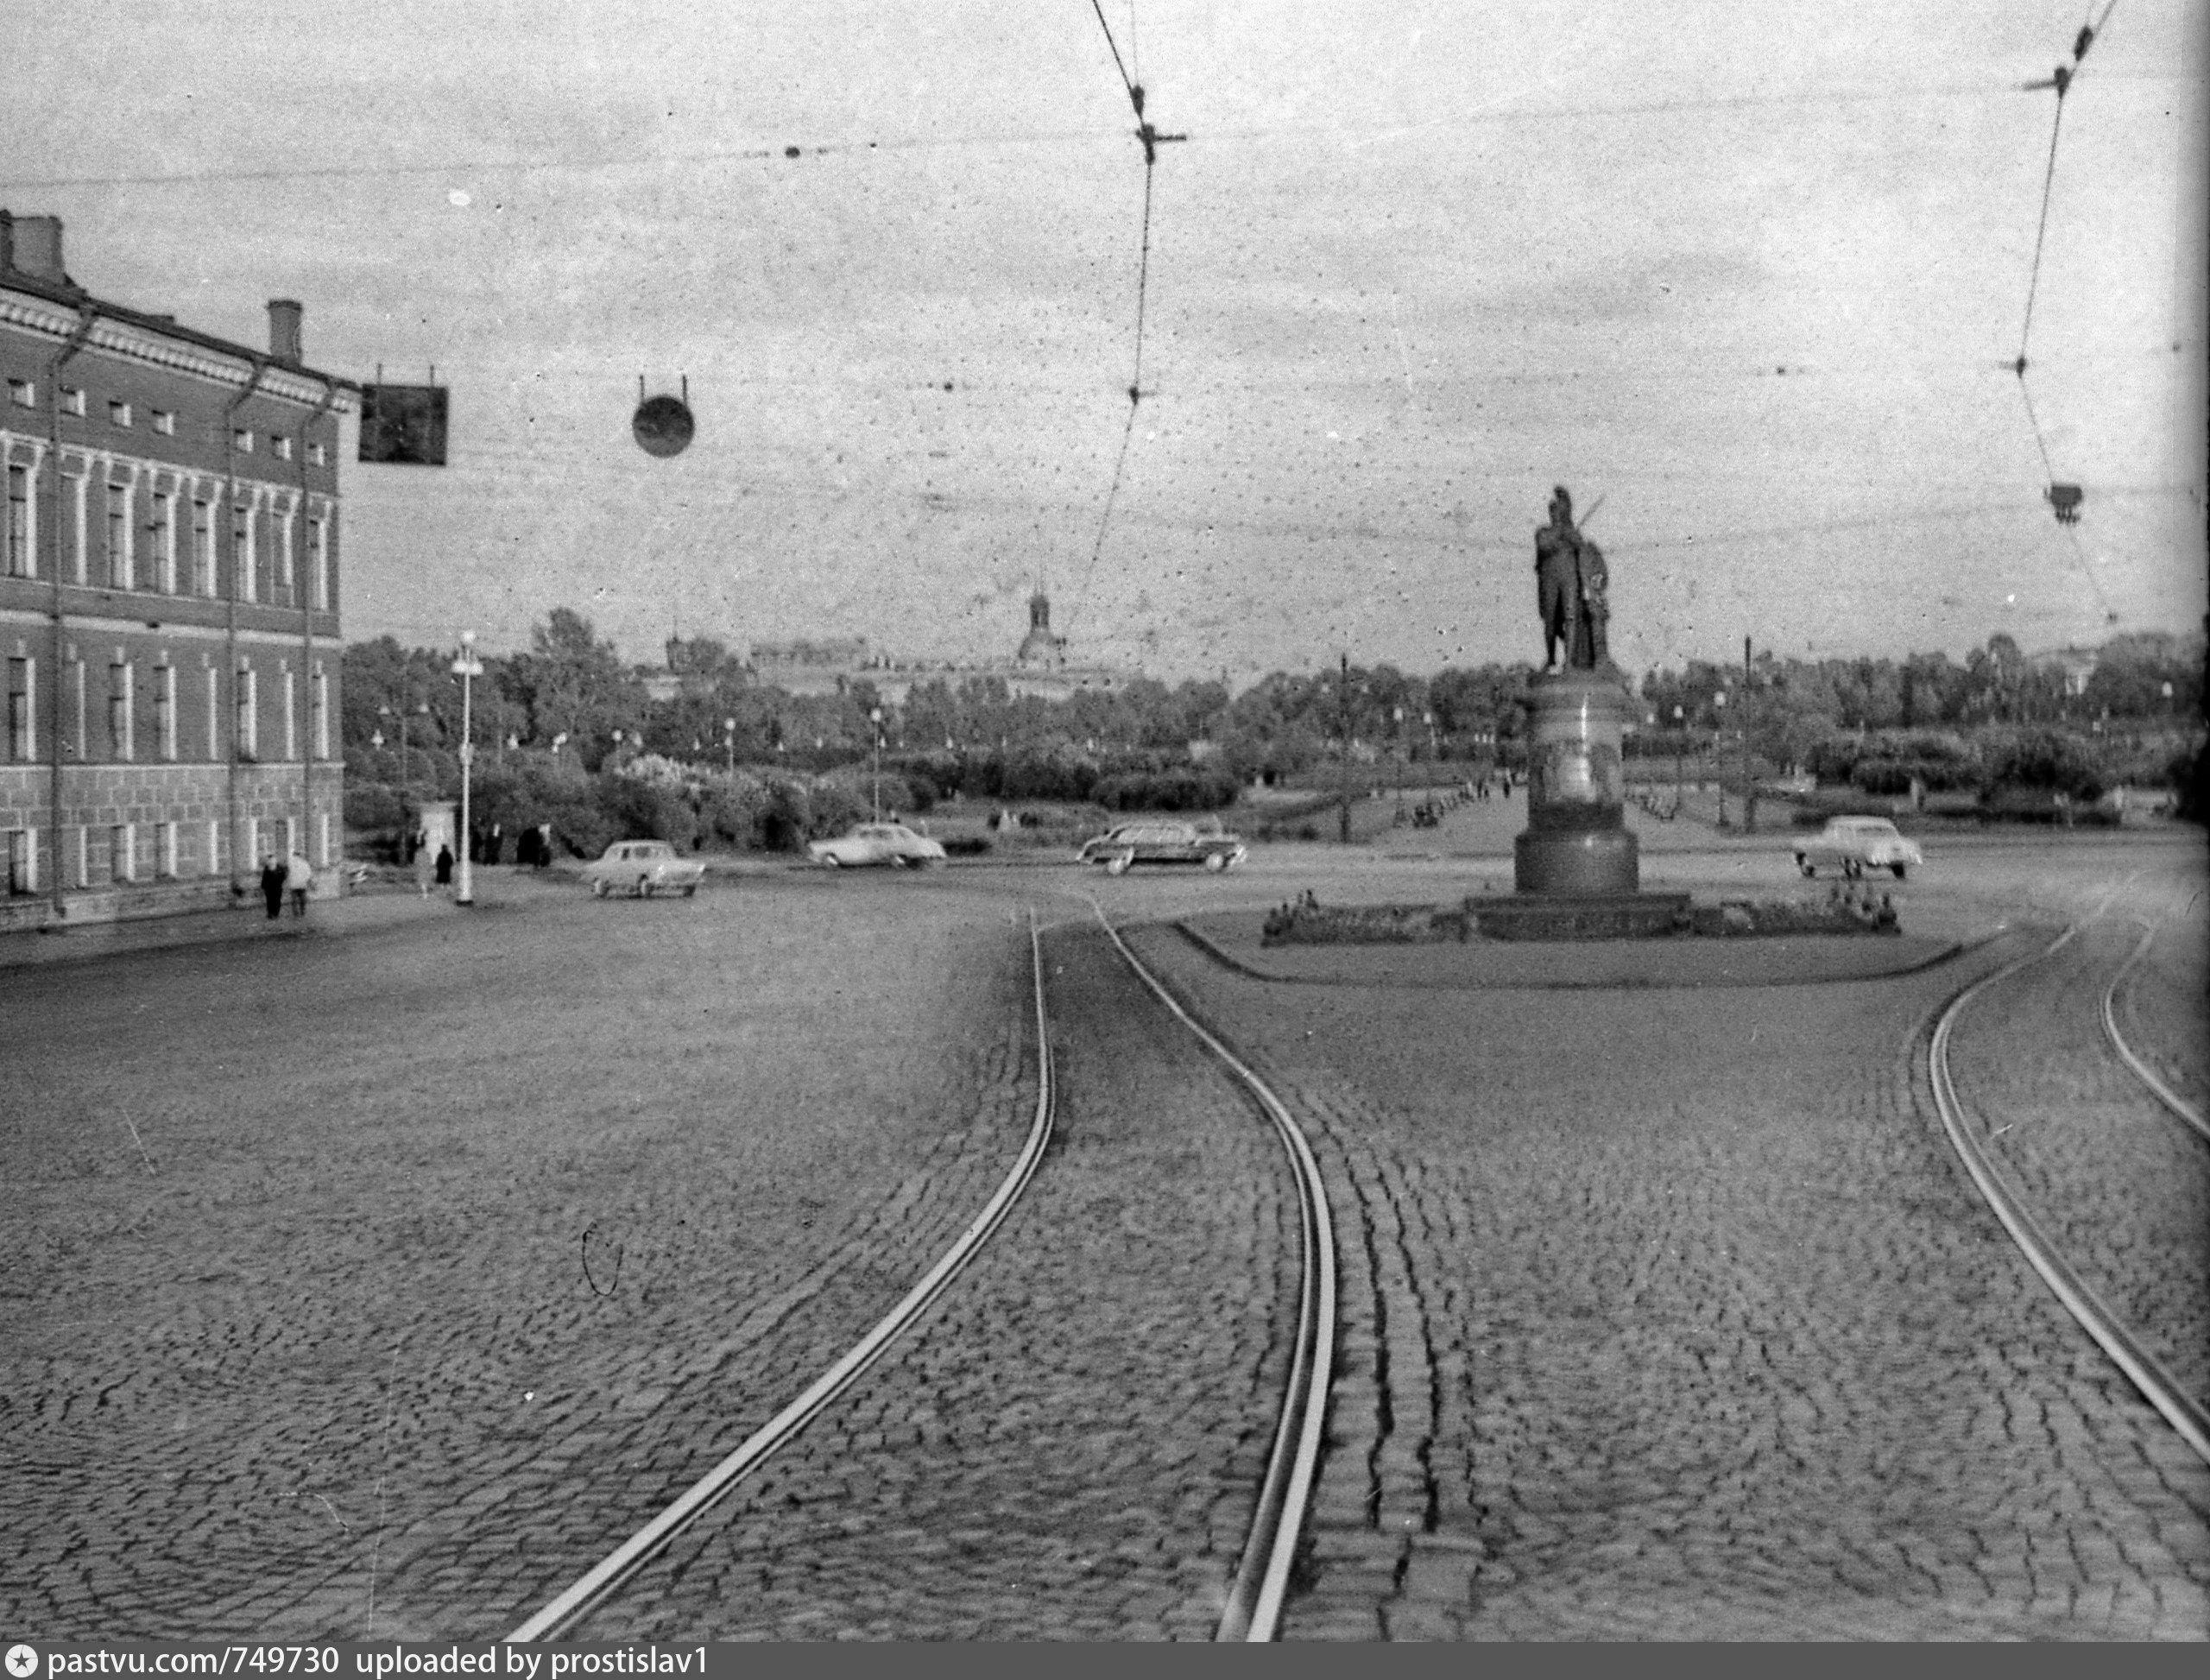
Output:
400 820 557 896
256 851 314 919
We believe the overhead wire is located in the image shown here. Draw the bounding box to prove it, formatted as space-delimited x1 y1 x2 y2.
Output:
2009 1 2125 624
1066 0 1174 640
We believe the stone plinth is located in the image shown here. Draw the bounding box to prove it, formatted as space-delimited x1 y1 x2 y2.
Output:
1513 669 1639 895
1468 892 1689 941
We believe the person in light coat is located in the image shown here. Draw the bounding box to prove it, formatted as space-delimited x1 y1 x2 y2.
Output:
283 850 313 919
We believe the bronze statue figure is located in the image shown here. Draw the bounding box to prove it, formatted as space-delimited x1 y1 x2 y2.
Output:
1534 485 1610 671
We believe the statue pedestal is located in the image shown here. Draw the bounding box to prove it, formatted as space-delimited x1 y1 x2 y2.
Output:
1513 670 1639 895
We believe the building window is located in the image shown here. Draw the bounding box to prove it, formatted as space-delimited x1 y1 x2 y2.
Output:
152 409 175 436
232 503 256 602
8 378 33 407
204 667 218 759
6 657 31 761
275 505 295 603
160 821 179 879
190 498 213 596
232 427 254 454
284 816 300 858
317 812 332 868
151 490 177 592
105 482 131 588
5 464 29 577
68 470 87 583
109 400 132 428
242 816 259 872
155 664 175 760
61 386 86 417
109 660 133 760
205 818 222 877
312 666 329 759
282 668 296 761
69 657 85 758
273 435 293 462
236 666 257 758
307 441 325 466
111 824 134 884
72 825 88 888
311 515 332 610
6 828 34 896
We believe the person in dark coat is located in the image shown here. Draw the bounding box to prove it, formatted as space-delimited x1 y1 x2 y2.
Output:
486 823 503 866
434 843 454 889
258 856 285 919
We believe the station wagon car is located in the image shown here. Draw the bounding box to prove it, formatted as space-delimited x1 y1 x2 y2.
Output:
1077 820 1247 875
579 838 707 898
1790 817 1923 880
807 822 948 869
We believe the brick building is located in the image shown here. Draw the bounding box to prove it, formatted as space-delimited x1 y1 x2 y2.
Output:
2 212 352 931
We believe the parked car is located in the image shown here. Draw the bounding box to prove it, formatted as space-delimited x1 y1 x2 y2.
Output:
807 822 949 869
580 838 708 898
1077 820 1247 876
1790 817 1923 880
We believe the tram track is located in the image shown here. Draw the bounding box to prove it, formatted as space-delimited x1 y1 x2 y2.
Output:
506 895 1339 1641
2101 921 2210 1146
1086 900 1338 1643
506 911 1059 1641
1928 922 2210 1467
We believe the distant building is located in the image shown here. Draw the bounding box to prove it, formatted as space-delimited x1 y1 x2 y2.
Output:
736 591 1138 705
2026 645 2100 697
2 212 352 930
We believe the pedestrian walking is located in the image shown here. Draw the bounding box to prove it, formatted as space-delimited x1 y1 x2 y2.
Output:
486 822 503 866
284 849 313 918
434 843 455 891
258 855 285 919
414 829 435 897
535 823 552 868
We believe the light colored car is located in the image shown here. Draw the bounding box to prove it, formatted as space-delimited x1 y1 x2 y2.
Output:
1790 816 1923 880
807 822 948 869
1077 820 1247 876
580 838 707 898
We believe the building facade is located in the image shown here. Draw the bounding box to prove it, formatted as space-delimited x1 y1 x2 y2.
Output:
2 213 351 931
742 592 1138 705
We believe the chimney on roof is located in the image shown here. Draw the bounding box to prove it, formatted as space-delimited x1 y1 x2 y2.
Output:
3 213 69 284
267 299 303 363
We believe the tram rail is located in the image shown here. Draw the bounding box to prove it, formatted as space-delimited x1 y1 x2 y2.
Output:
2100 921 2210 1146
506 910 1059 1642
1087 902 1337 1643
1928 924 2210 1467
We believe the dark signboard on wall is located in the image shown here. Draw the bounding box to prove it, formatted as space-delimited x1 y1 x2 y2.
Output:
358 383 450 465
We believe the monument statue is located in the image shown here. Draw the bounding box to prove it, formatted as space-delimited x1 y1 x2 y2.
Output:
1533 485 1610 671
1517 483 1637 894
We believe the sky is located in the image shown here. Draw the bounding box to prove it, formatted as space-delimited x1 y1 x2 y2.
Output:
6 1 2204 685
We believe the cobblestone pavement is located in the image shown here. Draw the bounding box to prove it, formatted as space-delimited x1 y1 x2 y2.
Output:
1122 919 2210 1640
575 916 1300 1639
3 880 1044 1639
1945 917 2210 1407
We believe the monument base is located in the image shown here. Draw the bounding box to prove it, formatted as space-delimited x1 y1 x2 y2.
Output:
1468 889 1689 941
1514 817 1639 895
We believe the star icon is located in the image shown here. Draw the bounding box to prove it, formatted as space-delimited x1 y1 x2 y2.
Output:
8 1645 41 1679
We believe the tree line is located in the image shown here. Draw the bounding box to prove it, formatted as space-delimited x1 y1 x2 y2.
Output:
343 609 2206 820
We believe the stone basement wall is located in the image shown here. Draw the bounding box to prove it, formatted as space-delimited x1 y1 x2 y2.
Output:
0 761 343 933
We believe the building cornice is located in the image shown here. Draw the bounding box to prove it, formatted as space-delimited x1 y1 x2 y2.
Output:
1 286 354 413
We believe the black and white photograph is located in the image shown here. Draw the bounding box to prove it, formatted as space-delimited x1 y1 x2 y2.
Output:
3 0 2206 1645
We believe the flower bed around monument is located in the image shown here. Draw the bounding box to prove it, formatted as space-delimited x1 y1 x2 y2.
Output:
1262 885 1899 946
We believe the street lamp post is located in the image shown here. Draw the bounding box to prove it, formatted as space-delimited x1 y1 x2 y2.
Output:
1672 704 1684 808
724 717 736 776
451 631 483 906
870 707 884 821
1338 654 1354 845
1392 706 1406 818
1713 690 1727 828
